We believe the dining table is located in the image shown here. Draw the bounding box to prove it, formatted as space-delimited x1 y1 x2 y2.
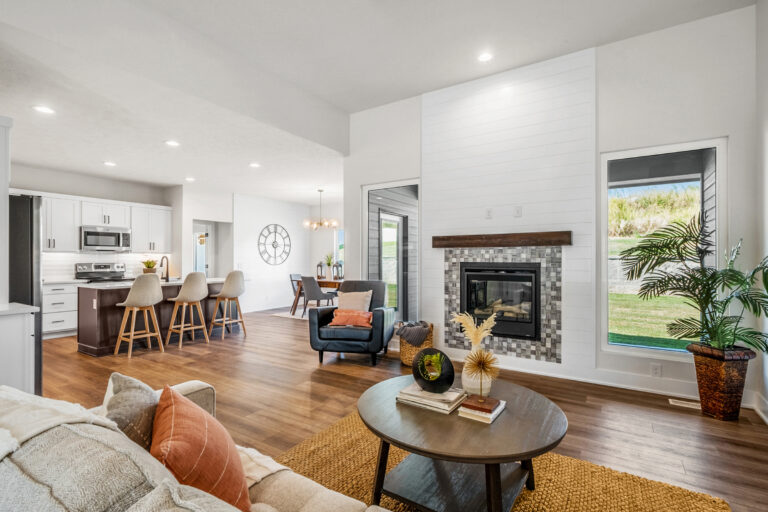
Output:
290 277 344 315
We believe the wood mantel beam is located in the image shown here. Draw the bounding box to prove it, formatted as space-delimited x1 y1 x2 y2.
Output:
431 231 572 248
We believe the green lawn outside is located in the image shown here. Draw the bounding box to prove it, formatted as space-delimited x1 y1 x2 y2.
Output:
386 283 397 308
608 293 693 351
608 237 640 257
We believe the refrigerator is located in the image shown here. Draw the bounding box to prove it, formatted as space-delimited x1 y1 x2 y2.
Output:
9 194 43 395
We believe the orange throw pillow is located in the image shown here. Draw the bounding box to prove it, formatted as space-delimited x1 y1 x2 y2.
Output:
150 386 250 512
328 309 373 328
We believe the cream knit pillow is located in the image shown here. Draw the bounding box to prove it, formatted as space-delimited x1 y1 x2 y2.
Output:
337 290 373 311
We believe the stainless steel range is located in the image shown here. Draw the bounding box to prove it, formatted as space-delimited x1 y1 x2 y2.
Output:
75 262 131 283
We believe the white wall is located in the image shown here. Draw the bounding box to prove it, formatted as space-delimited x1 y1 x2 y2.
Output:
757 0 768 423
345 7 763 405
597 6 760 401
10 163 168 205
421 48 598 385
0 117 11 303
343 97 422 280
179 188 234 276
233 194 311 312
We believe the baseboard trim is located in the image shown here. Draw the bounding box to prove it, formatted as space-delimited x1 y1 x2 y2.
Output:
755 392 768 426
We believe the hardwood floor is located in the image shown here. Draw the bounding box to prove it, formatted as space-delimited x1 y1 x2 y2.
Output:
43 310 767 511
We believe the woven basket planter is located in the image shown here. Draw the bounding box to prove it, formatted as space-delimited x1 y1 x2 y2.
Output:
687 343 756 421
399 323 434 367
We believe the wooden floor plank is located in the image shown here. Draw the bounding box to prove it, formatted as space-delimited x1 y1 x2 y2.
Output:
42 309 767 511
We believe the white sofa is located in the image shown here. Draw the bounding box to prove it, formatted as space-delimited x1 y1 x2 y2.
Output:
0 380 388 512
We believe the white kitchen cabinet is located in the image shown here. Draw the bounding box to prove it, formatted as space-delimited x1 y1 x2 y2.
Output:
131 206 172 253
41 283 79 335
82 201 130 227
150 208 172 253
130 206 151 252
42 197 80 252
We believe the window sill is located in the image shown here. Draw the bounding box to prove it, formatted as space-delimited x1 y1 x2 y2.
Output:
601 341 693 363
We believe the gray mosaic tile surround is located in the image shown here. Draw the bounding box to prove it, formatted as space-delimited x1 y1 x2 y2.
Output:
444 247 562 363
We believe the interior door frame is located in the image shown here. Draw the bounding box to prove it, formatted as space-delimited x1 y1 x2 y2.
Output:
361 178 420 319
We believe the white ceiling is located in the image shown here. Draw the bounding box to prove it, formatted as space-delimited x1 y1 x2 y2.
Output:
139 0 754 113
0 31 343 204
0 0 754 204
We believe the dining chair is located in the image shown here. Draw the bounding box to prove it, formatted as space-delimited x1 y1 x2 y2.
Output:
300 276 335 318
290 273 304 300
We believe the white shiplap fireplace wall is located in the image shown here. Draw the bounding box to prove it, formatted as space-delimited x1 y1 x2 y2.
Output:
421 50 597 378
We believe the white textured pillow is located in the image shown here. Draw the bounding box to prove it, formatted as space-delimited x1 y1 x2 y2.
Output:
337 290 373 311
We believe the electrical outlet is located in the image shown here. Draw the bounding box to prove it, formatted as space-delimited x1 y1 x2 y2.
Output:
650 363 662 378
513 206 523 217
484 208 493 220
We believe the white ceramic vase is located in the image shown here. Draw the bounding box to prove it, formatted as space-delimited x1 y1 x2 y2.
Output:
325 267 333 280
461 346 493 397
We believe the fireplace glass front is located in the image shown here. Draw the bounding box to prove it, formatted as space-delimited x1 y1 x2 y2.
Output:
460 262 540 340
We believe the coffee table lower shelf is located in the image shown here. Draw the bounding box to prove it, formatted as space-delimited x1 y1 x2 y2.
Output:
380 453 530 512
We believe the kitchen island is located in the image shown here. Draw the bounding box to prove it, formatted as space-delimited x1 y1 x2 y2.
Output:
77 278 241 356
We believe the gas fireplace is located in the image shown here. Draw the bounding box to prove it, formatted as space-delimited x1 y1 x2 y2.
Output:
460 262 540 340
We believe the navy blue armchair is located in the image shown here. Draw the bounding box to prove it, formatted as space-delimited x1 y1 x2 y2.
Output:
308 280 395 365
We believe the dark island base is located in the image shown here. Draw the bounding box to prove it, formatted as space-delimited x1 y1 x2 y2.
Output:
77 282 242 357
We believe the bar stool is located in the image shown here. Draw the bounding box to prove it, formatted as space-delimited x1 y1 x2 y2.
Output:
114 274 164 358
165 272 210 348
209 270 247 339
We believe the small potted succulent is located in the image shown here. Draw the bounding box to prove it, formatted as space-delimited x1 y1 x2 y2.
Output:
141 260 158 274
621 215 767 420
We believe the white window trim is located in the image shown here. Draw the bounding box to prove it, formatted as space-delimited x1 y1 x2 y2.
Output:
598 138 728 362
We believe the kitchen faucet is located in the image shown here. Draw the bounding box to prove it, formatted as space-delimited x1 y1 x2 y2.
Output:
160 255 170 282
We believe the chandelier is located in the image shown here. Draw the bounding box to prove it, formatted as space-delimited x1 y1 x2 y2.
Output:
303 189 338 231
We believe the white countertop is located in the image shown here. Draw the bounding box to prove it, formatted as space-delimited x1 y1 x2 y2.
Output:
0 302 40 316
42 279 89 285
77 277 226 290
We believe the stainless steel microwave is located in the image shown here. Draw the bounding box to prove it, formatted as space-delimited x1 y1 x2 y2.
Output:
80 226 132 252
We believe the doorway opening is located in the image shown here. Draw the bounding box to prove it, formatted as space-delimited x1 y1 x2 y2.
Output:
192 220 234 278
366 184 418 322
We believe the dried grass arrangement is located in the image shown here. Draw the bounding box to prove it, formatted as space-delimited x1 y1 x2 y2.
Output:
451 312 496 348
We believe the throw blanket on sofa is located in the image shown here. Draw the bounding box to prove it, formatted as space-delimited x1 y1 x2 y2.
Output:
396 321 431 347
0 385 117 459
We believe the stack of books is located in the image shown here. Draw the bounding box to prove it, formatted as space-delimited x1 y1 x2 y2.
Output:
458 395 506 424
396 382 467 414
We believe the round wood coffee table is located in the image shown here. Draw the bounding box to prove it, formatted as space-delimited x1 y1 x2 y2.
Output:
358 375 567 512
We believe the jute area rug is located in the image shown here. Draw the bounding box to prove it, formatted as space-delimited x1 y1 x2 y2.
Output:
275 413 730 512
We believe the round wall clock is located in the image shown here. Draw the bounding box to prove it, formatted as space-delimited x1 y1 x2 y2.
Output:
258 224 291 265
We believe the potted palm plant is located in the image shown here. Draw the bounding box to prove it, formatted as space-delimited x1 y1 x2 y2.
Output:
620 215 766 420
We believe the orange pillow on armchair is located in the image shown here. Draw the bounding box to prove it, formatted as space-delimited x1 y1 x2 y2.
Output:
150 386 250 512
328 309 373 328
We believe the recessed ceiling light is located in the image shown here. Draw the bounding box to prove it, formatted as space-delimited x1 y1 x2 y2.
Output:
185 177 196 182
477 52 494 63
165 140 180 147
249 162 261 168
103 161 117 167
32 105 55 115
